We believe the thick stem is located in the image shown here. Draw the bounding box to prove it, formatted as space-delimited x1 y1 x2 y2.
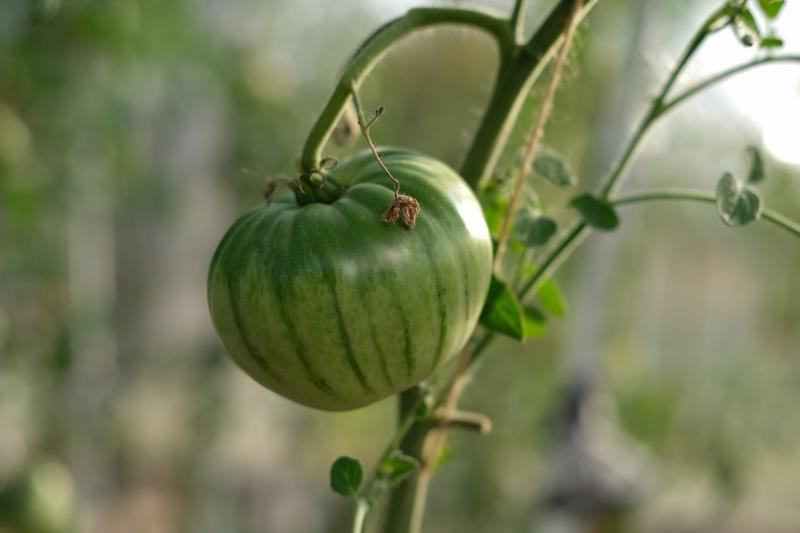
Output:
461 0 599 190
300 7 512 174
381 387 432 533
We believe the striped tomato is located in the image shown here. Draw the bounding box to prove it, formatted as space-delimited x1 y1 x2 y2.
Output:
207 149 492 410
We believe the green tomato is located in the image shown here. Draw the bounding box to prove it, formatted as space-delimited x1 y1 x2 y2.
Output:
208 148 492 410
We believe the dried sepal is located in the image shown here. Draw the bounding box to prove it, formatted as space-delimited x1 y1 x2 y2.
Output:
383 194 420 229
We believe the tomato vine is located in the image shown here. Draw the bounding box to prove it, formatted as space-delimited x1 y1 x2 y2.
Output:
238 0 800 531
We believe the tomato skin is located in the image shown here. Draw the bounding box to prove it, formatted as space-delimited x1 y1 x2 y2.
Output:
208 148 492 410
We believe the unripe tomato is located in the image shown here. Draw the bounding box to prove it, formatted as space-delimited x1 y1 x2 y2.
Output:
208 149 492 410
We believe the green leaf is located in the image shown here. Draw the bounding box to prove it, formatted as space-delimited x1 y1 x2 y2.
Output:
522 306 548 339
533 151 576 188
715 172 763 227
570 193 619 230
733 8 760 47
758 0 785 19
379 452 420 486
745 145 764 183
434 444 455 471
760 35 784 49
516 213 557 247
330 456 363 498
707 4 739 32
536 277 567 317
480 195 508 238
479 275 525 340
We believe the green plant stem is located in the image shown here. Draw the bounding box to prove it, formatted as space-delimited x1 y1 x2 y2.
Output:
359 5 800 533
378 5 600 532
493 0 582 273
613 188 800 238
381 387 432 533
597 17 712 198
353 499 370 533
300 7 513 175
461 0 599 190
510 0 529 42
660 54 800 115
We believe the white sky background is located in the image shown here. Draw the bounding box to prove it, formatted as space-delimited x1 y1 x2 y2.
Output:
698 1 800 165
366 0 800 165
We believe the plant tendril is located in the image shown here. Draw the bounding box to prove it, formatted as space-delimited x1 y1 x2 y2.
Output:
351 87 421 229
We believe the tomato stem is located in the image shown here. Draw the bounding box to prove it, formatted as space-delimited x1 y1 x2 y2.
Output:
493 0 581 274
460 0 599 190
300 7 514 176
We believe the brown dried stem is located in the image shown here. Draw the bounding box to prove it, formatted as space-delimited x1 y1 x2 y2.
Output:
351 87 420 229
492 0 583 274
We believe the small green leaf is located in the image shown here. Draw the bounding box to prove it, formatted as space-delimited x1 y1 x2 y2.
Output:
479 275 525 340
414 395 433 418
480 195 508 238
760 35 784 49
715 172 763 227
533 151 576 188
379 452 420 486
707 4 740 31
522 306 548 339
330 456 363 498
434 444 455 471
745 145 764 183
733 8 760 47
517 213 558 247
570 193 619 230
758 0 785 19
536 277 567 317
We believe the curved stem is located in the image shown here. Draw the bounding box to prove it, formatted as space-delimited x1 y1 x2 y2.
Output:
300 7 513 173
597 16 711 198
613 188 800 238
661 54 800 115
510 0 530 42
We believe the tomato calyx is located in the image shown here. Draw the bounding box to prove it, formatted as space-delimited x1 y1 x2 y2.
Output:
291 170 343 206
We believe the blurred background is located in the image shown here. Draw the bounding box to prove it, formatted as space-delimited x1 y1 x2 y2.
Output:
1 0 799 532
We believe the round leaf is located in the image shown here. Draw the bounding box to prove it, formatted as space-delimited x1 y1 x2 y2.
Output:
570 193 619 231
517 214 558 247
330 456 363 498
533 151 576 188
715 172 763 227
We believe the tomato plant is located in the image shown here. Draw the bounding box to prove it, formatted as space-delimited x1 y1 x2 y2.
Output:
205 0 800 531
